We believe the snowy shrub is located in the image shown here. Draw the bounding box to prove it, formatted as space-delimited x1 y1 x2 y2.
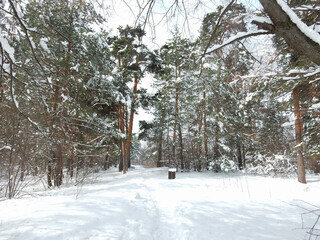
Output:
246 154 296 176
209 156 238 173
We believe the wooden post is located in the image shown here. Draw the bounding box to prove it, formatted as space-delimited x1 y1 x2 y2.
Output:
168 168 176 179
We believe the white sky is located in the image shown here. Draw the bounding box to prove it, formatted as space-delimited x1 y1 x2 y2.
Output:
106 0 262 40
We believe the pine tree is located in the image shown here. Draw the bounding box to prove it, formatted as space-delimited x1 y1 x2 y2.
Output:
109 25 154 172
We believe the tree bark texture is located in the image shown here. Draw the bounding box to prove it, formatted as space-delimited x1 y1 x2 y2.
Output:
104 146 110 170
197 99 203 171
310 82 320 173
47 159 53 187
237 142 243 170
53 144 63 187
258 0 320 65
172 82 179 165
126 74 139 169
118 106 127 174
213 63 222 161
178 124 184 170
157 138 163 167
202 79 208 168
293 87 306 184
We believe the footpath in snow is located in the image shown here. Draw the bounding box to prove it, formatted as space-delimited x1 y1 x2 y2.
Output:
0 166 320 240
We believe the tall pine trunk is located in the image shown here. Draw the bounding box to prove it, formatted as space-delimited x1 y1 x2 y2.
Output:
172 82 179 167
310 82 320 173
126 74 139 169
237 142 243 170
115 56 128 174
117 106 127 174
203 78 208 168
53 144 63 187
293 87 306 184
197 115 202 171
213 61 222 162
178 124 184 170
173 66 184 170
157 137 163 167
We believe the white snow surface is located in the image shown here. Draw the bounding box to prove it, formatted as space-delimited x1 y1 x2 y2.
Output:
1 166 320 240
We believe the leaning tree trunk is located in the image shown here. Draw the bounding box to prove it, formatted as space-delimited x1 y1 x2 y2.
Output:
258 0 320 65
293 87 306 184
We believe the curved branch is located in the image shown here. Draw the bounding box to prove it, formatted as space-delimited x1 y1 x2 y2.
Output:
9 62 42 132
199 30 272 59
202 0 237 56
8 0 50 83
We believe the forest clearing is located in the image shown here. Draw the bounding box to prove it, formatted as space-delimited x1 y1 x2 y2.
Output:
1 0 320 239
1 166 320 240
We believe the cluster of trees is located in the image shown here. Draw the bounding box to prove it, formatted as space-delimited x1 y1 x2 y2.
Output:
139 0 320 183
0 0 156 198
0 0 319 198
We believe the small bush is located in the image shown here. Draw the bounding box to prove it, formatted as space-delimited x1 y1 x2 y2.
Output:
209 156 238 173
246 154 296 176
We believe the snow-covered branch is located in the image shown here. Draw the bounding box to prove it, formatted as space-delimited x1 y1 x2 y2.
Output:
275 0 320 45
258 0 320 65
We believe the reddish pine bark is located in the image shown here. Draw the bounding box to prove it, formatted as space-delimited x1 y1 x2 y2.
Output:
293 87 306 184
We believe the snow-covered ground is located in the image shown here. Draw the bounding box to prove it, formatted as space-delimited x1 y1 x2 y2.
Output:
0 167 320 240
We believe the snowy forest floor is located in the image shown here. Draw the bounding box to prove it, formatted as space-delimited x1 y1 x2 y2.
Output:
1 166 320 240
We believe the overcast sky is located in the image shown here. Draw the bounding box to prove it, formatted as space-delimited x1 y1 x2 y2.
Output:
106 0 262 47
103 0 266 134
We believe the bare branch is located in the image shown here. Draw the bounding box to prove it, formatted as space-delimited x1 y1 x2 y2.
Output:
181 0 191 36
202 0 236 56
8 0 50 84
199 30 272 60
135 0 155 26
122 0 136 20
238 41 262 64
9 62 42 132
